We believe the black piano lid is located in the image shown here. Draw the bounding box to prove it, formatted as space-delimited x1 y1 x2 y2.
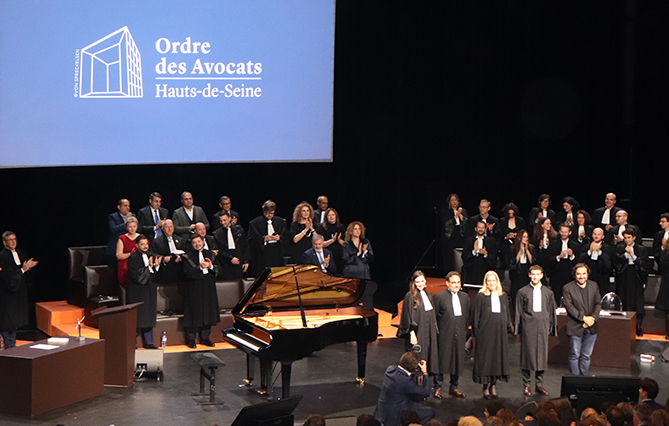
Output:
233 265 368 316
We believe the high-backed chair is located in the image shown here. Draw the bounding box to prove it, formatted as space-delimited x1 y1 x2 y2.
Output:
83 265 120 328
67 245 106 307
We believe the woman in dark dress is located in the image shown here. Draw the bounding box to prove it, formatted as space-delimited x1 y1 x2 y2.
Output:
288 202 315 264
471 270 512 398
655 239 669 339
397 270 439 378
508 229 536 301
318 207 346 272
531 217 557 276
498 203 526 269
571 210 593 254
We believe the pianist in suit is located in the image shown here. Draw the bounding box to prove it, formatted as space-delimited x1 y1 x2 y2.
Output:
302 234 337 274
373 351 436 426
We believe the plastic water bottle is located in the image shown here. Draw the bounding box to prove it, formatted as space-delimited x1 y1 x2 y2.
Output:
161 332 167 348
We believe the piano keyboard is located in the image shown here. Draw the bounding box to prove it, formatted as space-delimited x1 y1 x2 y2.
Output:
224 332 268 352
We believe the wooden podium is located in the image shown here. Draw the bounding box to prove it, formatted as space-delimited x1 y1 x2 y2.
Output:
92 302 142 387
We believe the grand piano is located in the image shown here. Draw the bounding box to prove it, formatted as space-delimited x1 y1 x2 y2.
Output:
222 265 378 398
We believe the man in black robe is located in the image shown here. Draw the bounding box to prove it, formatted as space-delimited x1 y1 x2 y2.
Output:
608 210 642 246
151 219 185 284
614 229 648 336
127 235 161 348
462 221 497 285
652 213 669 270
528 194 557 230
579 227 614 297
182 234 220 348
563 263 601 375
247 200 287 277
514 265 557 397
433 271 470 399
547 223 579 304
213 212 250 279
210 195 240 232
0 231 38 349
591 192 621 233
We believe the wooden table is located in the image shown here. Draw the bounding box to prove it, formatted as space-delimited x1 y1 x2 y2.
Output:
0 336 105 416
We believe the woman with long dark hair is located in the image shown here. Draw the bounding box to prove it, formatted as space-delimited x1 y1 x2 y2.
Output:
508 229 536 301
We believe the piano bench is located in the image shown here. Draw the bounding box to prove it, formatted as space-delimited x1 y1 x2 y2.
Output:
190 353 226 405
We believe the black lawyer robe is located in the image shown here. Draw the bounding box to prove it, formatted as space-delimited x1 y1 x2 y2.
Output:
433 289 470 377
471 292 512 384
614 243 648 313
182 248 220 328
547 238 580 304
397 291 439 375
514 284 557 371
461 236 497 285
0 248 32 329
127 250 159 328
247 215 287 277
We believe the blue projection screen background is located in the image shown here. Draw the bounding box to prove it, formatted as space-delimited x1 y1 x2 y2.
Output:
0 1 335 167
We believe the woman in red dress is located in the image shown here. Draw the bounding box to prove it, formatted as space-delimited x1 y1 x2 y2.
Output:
116 217 141 287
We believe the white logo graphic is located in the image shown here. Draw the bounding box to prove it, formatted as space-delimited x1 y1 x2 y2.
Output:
79 27 142 98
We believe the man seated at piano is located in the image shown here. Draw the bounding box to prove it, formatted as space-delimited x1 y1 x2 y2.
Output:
302 233 337 274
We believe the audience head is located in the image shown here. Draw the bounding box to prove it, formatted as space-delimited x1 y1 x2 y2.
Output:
2 231 17 250
606 406 625 426
484 416 504 426
496 409 516 425
262 200 276 219
125 216 139 233
460 416 484 426
605 193 617 208
651 410 669 426
481 271 503 295
316 195 329 211
303 414 326 426
633 403 652 426
639 377 659 401
293 202 314 223
194 222 207 236
312 233 325 251
324 208 341 227
503 203 519 219
484 401 505 418
162 219 174 237
117 198 131 215
580 414 607 426
580 408 598 421
426 420 443 426
616 402 634 425
149 192 162 209
180 192 193 208
345 221 366 241
536 410 560 426
401 411 421 426
399 351 420 372
356 414 381 426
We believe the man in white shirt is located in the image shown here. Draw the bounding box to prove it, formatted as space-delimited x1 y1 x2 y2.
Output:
171 191 210 237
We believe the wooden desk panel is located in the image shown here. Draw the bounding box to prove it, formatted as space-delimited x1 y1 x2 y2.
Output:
0 337 104 417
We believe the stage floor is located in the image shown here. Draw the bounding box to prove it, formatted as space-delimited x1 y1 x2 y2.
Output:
0 337 667 425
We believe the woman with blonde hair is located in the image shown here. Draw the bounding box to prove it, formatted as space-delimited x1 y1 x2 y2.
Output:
116 216 141 288
471 271 512 399
288 201 315 264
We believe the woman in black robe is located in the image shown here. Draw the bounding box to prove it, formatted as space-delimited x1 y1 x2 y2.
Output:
508 229 536 302
317 208 346 272
398 270 439 378
288 202 316 264
471 270 512 398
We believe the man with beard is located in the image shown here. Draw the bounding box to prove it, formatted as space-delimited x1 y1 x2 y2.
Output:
462 221 497 285
127 235 162 348
615 229 648 336
563 263 601 375
547 224 579 304
172 191 210 237
515 265 557 396
247 200 287 277
213 212 250 279
580 227 614 297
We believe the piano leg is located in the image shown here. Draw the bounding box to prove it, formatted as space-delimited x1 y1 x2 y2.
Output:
356 341 368 383
281 361 293 398
243 353 255 386
260 358 272 394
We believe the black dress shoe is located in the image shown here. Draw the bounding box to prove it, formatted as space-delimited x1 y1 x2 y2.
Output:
143 344 158 349
200 340 215 347
636 326 643 337
186 340 197 349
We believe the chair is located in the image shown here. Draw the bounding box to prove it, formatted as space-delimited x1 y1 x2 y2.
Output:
83 265 120 328
601 292 623 311
67 245 106 307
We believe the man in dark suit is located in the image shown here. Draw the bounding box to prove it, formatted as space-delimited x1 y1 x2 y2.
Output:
562 263 601 375
213 212 250 279
151 219 185 283
0 231 38 349
528 194 557 230
105 198 134 263
432 271 469 399
247 200 287 277
302 233 337 274
210 196 240 232
607 210 642 246
171 191 210 237
615 229 648 336
182 235 219 348
373 352 435 426
639 377 664 411
137 192 169 242
465 199 499 240
462 221 497 285
652 213 669 269
313 195 329 225
591 192 621 233
579 227 615 297
547 223 580 304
